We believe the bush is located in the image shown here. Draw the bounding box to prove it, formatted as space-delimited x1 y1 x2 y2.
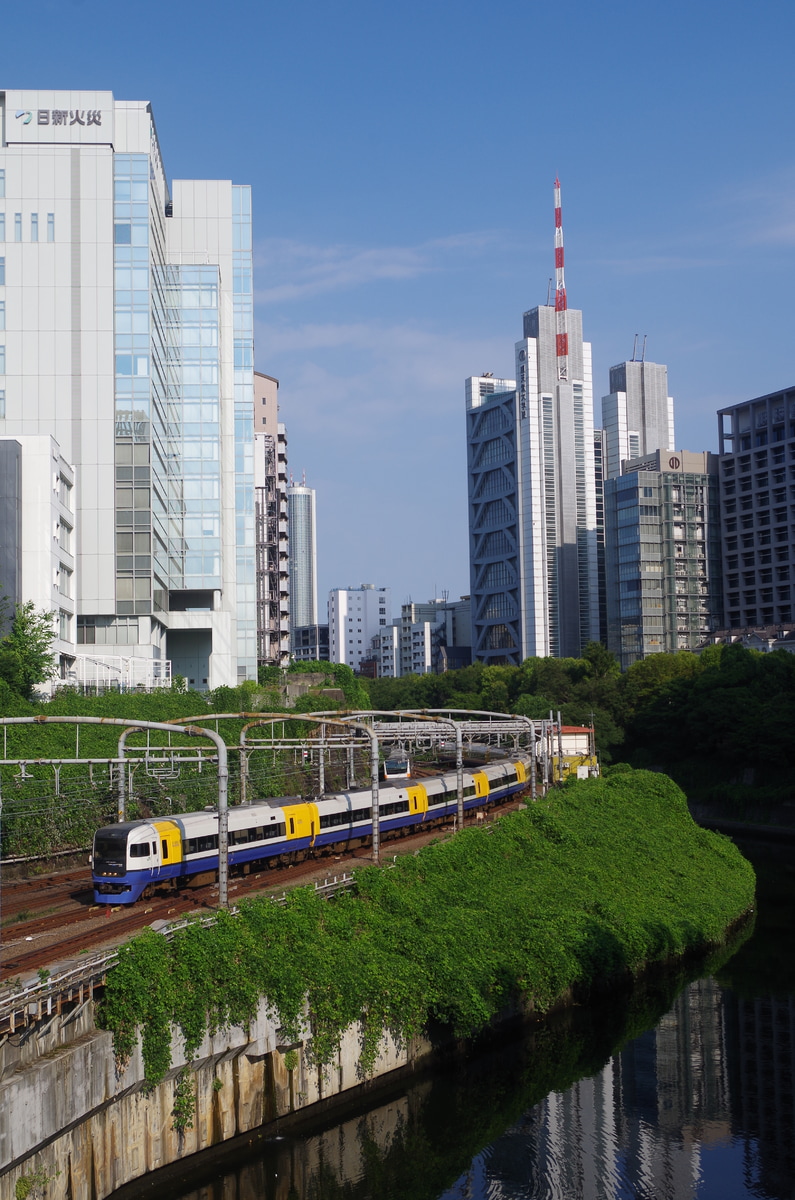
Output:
100 769 755 1084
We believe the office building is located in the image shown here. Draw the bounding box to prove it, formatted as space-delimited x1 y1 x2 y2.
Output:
291 623 329 662
253 371 289 667
328 584 390 672
466 181 600 664
717 386 795 629
602 359 675 480
0 88 256 690
466 308 600 663
604 449 722 668
287 478 318 641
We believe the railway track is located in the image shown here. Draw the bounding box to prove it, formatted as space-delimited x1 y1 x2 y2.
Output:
0 796 529 982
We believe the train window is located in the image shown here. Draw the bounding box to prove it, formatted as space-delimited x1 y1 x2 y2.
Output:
463 785 476 798
162 839 169 858
350 808 371 822
129 843 151 858
320 811 350 829
428 792 451 807
185 835 219 855
289 818 295 835
379 800 410 816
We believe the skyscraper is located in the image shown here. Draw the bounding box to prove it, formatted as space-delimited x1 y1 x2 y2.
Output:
287 479 318 638
466 181 600 663
602 358 675 480
717 385 795 629
0 89 256 690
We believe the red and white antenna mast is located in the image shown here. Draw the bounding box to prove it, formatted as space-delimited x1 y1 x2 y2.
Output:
553 176 568 382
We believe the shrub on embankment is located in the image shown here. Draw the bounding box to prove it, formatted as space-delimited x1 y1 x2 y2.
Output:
100 768 755 1087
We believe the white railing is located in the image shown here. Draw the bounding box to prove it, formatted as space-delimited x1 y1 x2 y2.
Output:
57 654 172 693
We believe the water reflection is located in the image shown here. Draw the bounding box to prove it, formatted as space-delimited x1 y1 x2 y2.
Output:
130 842 794 1200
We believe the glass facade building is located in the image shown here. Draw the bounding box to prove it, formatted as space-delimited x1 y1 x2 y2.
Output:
718 387 795 630
287 482 318 638
0 89 256 689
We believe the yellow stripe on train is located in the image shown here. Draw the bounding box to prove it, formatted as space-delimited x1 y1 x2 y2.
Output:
472 771 490 798
153 820 183 865
406 784 428 815
282 802 320 844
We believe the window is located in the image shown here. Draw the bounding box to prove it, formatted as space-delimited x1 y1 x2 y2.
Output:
0 390 5 418
58 567 72 598
58 610 70 640
129 843 153 858
0 346 5 373
0 300 4 330
47 213 54 242
0 257 5 284
0 215 4 241
59 522 72 551
30 213 38 242
13 214 21 242
59 474 72 510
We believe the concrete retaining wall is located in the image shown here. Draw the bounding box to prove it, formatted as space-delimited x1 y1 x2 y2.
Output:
0 997 432 1200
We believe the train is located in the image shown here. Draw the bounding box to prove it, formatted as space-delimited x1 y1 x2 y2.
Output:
90 753 532 904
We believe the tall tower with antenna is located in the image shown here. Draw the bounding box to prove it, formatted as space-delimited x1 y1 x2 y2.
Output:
554 177 568 383
466 177 600 663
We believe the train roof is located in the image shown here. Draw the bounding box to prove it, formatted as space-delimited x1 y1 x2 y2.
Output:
95 820 150 836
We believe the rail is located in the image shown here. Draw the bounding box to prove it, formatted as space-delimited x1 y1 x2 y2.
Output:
0 870 360 1036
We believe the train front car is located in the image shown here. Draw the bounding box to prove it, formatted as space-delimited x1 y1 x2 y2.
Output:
92 821 160 904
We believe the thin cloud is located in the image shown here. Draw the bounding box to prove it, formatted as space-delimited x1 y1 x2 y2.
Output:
589 254 725 273
711 168 795 248
254 231 503 303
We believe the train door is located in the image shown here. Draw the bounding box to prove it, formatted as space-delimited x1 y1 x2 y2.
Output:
153 820 183 875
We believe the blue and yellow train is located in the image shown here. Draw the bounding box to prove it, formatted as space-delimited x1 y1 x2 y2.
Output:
90 754 532 904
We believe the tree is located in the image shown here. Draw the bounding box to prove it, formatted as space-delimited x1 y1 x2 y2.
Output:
0 601 56 701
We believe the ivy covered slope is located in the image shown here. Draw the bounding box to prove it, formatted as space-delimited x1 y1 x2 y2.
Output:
101 769 755 1086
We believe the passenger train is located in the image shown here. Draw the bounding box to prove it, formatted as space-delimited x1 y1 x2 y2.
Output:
90 754 532 904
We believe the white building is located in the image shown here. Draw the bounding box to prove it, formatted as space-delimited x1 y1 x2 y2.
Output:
0 88 256 690
602 359 675 480
0 435 75 670
371 597 472 677
328 584 391 672
466 306 600 663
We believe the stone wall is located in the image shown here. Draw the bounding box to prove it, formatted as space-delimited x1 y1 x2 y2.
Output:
0 997 431 1200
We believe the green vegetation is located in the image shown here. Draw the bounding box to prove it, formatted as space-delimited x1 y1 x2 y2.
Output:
2 638 791 856
0 600 56 702
363 642 795 815
99 769 754 1087
0 664 370 858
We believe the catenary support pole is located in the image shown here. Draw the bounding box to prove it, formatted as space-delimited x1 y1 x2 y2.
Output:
456 722 464 830
318 723 325 796
370 731 381 864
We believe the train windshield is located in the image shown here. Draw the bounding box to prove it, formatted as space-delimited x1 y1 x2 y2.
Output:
94 832 127 870
383 758 410 778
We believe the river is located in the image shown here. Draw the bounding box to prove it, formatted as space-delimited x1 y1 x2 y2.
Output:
125 837 794 1200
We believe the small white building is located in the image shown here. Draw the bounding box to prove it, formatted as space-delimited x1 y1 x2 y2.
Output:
328 584 391 672
0 434 76 684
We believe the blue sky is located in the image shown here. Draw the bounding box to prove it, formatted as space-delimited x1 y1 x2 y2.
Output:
4 0 795 607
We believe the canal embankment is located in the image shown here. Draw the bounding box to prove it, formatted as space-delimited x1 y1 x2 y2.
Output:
0 769 756 1200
